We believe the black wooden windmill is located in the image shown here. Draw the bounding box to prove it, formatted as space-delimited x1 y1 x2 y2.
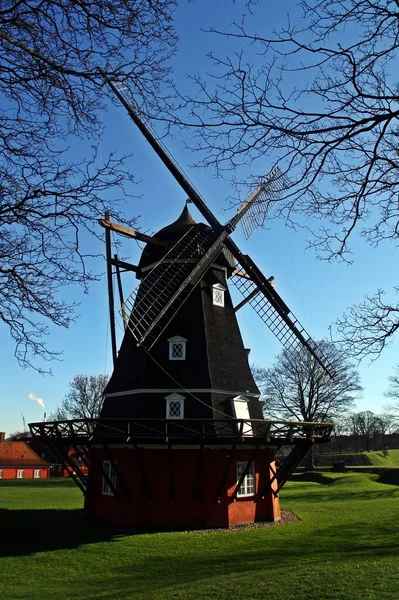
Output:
29 79 333 530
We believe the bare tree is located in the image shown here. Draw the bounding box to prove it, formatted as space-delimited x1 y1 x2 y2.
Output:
385 365 399 401
49 374 108 420
0 0 177 371
255 341 361 422
176 0 399 359
351 411 382 452
384 365 399 427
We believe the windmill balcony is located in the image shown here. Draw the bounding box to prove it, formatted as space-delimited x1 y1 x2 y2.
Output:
29 417 333 447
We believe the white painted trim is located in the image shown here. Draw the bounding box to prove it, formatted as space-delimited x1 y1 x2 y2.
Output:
236 460 255 497
168 338 186 360
103 388 260 399
165 393 185 401
165 393 185 419
212 283 225 307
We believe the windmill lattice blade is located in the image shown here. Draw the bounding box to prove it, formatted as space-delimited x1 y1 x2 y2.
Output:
123 225 230 350
231 269 334 376
240 167 289 239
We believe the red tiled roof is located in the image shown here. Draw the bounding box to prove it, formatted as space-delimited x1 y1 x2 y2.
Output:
0 440 50 467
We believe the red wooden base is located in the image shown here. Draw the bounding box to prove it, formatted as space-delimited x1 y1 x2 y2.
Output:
84 446 280 529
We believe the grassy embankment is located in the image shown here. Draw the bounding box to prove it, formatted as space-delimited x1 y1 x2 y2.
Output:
0 473 398 600
314 448 399 468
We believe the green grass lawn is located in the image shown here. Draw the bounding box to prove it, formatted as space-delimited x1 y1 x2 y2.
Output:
0 473 398 600
315 448 399 467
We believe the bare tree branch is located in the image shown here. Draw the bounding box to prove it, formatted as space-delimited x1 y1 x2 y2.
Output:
170 0 399 359
0 0 178 371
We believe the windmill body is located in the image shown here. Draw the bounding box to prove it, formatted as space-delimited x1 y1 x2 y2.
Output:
84 206 281 528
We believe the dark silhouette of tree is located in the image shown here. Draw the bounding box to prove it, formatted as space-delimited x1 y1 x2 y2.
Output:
351 411 380 452
177 0 399 359
385 365 399 425
255 341 361 422
385 365 399 401
0 0 177 371
49 374 108 420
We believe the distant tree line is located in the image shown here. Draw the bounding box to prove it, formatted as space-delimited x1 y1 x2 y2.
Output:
329 411 399 454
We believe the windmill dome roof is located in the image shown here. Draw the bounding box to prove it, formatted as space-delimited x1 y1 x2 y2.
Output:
138 205 210 272
155 204 197 237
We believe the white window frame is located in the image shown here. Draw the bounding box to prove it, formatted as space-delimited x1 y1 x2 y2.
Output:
34 469 41 479
168 336 187 361
17 469 24 479
212 283 225 307
165 393 185 419
236 461 255 498
232 396 253 437
102 460 117 496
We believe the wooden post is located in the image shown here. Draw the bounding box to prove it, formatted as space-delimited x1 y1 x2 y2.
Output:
114 254 127 329
105 212 117 368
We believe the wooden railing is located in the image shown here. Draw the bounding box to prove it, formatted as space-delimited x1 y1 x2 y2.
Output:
29 417 333 445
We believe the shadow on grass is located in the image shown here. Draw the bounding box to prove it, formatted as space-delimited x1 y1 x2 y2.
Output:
290 472 336 485
377 469 399 486
84 521 399 600
0 508 124 557
0 478 79 488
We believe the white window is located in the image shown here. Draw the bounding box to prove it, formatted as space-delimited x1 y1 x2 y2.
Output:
0 470 2 479
17 470 24 479
236 461 255 497
102 460 117 496
168 336 187 360
232 396 253 436
212 284 225 307
165 393 185 419
34 469 41 478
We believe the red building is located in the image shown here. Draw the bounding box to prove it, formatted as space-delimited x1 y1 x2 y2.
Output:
0 432 50 479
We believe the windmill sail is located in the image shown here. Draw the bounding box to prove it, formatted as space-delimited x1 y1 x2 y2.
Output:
238 167 289 239
123 225 231 349
106 76 333 376
230 264 333 374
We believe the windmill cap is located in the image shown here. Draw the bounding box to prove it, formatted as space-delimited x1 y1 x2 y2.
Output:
155 205 197 237
137 206 208 272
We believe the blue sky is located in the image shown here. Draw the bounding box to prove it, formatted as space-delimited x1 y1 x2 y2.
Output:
1 0 397 435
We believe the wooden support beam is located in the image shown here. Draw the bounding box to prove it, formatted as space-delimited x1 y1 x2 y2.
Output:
232 268 253 280
105 213 117 369
71 443 89 468
100 218 165 246
110 257 140 274
234 288 261 312
133 443 153 503
168 442 176 503
192 442 204 502
216 444 236 502
114 254 127 329
48 441 87 494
